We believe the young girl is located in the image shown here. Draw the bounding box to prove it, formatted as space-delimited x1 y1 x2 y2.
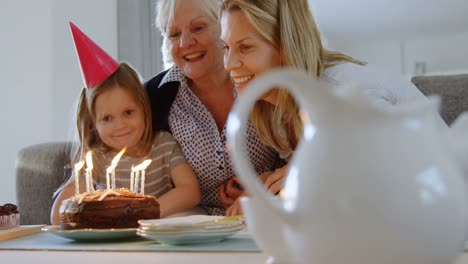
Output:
50 23 200 224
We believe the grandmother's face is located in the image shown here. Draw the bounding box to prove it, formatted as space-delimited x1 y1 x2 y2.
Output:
166 0 224 80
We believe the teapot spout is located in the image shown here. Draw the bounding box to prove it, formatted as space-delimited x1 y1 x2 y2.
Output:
447 112 468 171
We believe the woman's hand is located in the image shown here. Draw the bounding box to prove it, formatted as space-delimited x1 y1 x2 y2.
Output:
225 196 244 216
219 177 244 209
263 164 289 195
221 164 288 213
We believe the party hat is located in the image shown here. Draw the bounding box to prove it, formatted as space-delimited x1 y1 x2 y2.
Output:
69 22 119 88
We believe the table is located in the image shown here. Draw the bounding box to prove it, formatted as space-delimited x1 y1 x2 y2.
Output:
2 228 468 264
0 227 267 263
0 251 269 264
3 250 468 264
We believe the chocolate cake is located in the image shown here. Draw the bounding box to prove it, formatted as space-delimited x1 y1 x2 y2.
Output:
60 188 159 230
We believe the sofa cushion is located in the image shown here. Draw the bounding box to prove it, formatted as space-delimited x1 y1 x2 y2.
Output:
15 142 72 225
412 74 468 125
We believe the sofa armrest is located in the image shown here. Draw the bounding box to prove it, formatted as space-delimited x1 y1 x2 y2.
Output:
15 142 72 225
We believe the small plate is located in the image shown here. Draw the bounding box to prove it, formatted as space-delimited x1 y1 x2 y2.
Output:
137 228 241 245
138 224 245 236
41 225 138 241
138 215 244 231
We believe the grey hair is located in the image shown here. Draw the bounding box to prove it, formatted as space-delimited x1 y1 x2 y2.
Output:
155 0 222 68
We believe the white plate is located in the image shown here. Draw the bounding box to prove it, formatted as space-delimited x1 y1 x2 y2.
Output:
138 222 244 233
41 225 138 241
138 215 243 230
138 225 245 236
136 228 241 245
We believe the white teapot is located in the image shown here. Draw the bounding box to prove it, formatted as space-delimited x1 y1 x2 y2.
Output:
227 68 468 264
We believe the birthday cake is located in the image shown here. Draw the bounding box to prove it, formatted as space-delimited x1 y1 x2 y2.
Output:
60 188 159 230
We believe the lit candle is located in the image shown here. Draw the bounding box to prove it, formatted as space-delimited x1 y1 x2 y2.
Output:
85 151 93 193
140 171 145 195
111 170 116 189
110 148 126 189
139 160 152 195
130 165 135 191
134 170 140 194
106 167 112 190
74 161 85 195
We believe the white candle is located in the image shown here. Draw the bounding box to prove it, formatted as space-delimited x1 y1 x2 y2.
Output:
74 161 85 196
110 148 126 190
106 167 112 190
130 165 135 191
134 170 140 194
85 171 90 193
85 151 93 193
141 170 145 195
112 169 116 189
139 160 152 195
90 171 95 192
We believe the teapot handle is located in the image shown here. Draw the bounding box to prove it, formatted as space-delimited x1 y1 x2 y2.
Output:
227 68 333 222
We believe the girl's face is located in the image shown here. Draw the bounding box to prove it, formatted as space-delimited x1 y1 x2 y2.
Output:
221 10 281 97
94 85 145 153
167 0 225 80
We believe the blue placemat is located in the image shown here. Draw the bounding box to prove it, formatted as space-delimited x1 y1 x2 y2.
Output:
0 231 260 252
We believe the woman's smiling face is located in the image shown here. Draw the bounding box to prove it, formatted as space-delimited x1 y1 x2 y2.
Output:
221 9 281 93
167 0 225 81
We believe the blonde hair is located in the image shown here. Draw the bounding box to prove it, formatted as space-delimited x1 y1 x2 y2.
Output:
221 0 365 154
72 62 154 164
155 0 222 68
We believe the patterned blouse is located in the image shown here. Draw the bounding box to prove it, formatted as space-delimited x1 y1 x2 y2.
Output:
93 131 186 198
160 66 278 215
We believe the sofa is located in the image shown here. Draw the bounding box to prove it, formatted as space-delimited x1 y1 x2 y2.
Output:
16 74 468 225
16 142 72 225
411 74 468 125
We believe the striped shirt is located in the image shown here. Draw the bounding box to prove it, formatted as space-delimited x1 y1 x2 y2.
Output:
161 66 279 215
92 131 186 198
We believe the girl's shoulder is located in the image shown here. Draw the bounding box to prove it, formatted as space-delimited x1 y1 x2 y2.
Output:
153 131 177 144
150 131 178 153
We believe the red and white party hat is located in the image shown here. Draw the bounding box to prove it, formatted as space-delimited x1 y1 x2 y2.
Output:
69 22 119 88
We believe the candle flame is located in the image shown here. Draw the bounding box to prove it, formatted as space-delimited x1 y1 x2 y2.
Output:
134 159 152 170
111 147 126 167
74 160 85 171
85 151 93 170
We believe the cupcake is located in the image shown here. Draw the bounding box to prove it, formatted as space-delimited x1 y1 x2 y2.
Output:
0 203 20 229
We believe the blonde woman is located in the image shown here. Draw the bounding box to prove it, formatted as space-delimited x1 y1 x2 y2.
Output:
220 0 444 215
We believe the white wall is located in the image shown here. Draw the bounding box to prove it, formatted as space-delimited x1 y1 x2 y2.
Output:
326 31 468 77
0 0 117 205
327 38 403 76
403 32 468 75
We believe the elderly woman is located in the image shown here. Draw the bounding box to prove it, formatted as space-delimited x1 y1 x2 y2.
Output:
145 0 279 215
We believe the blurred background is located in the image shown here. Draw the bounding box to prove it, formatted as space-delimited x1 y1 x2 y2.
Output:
1 0 467 204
